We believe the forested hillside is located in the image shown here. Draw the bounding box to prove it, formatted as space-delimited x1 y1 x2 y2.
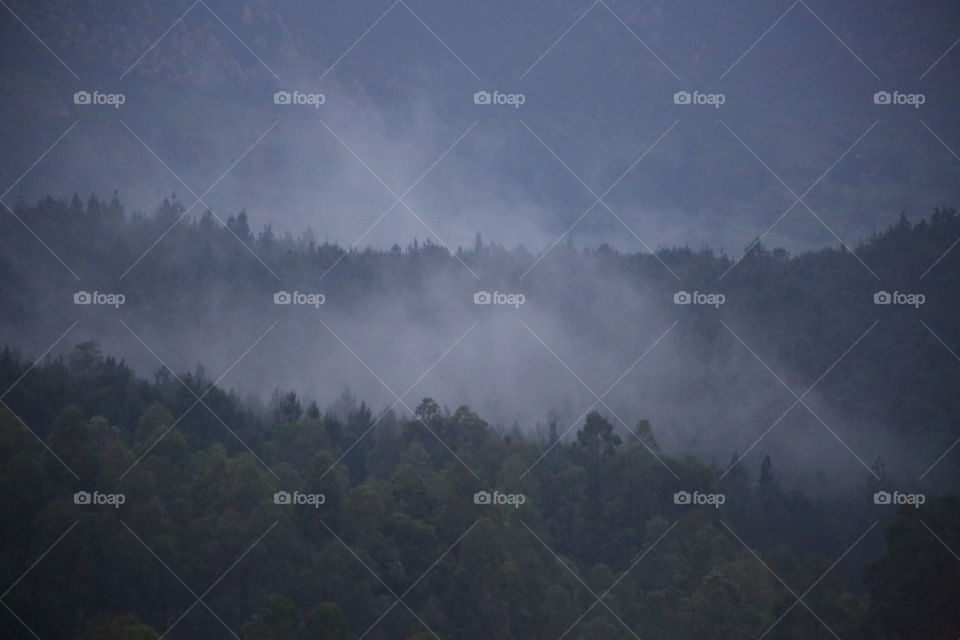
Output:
1 196 959 638
2 195 959 479
0 342 957 640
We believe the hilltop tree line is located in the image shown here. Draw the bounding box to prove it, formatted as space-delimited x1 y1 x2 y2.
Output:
2 194 959 464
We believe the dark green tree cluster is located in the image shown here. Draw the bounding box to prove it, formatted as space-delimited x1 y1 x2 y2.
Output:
0 343 956 639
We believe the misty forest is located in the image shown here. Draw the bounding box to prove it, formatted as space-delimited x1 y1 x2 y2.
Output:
2 1 960 639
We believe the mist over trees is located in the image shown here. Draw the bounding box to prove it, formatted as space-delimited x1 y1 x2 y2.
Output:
0 196 958 638
3 0 960 636
0 339 957 639
2 195 959 484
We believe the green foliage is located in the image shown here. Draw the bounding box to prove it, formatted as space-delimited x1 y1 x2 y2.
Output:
1 203 958 638
0 343 936 639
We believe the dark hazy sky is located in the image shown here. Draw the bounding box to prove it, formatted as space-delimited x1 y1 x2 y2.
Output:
2 0 959 253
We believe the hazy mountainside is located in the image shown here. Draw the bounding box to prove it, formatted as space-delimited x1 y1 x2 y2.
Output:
2 196 959 490
0 340 957 639
4 2 960 639
3 0 959 251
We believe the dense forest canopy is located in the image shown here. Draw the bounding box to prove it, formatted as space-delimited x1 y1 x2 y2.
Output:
2 195 959 482
3 0 960 636
0 337 957 640
0 196 958 639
